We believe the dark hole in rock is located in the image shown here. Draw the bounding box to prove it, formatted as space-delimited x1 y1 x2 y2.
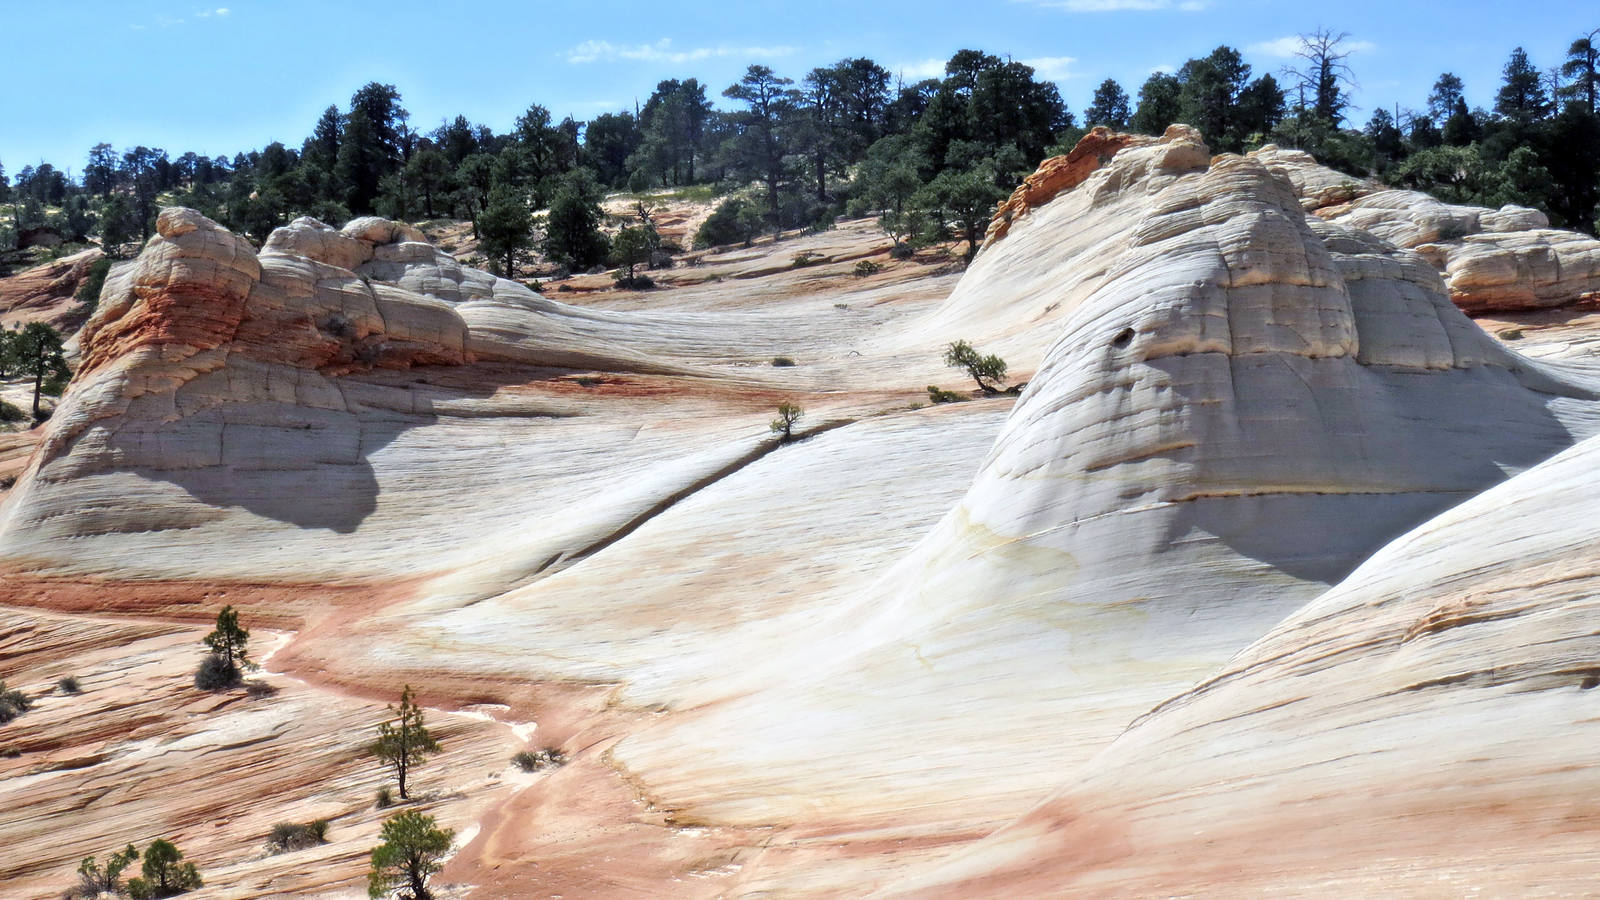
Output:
1112 327 1135 349
1581 674 1599 690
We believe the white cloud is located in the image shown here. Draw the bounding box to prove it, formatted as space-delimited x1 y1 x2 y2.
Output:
566 38 796 65
894 58 947 81
1023 0 1204 11
1248 35 1376 59
195 7 229 17
1022 56 1079 81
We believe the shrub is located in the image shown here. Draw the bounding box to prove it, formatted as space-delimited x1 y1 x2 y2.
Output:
0 680 30 724
943 340 1008 394
75 844 140 899
770 402 804 441
267 820 330 853
791 251 821 269
126 839 201 899
927 385 967 404
374 787 394 809
771 357 796 367
612 273 655 290
889 244 915 260
0 400 26 423
57 676 81 694
1499 328 1524 340
512 747 568 772
193 653 239 691
853 260 881 277
694 198 764 249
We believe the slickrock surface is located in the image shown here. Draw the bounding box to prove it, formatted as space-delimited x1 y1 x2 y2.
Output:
0 247 104 331
7 127 1600 898
1258 145 1600 312
886 423 1600 898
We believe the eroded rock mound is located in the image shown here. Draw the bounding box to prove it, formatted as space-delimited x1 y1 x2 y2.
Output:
889 426 1600 897
1257 145 1600 312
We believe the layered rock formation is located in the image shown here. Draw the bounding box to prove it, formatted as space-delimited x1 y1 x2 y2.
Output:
0 247 104 331
889 413 1600 898
1260 145 1600 312
7 126 1600 898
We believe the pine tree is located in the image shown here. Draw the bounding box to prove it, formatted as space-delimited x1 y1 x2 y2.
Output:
14 323 68 420
367 811 454 900
1495 47 1551 126
369 686 439 800
203 605 250 673
1085 78 1131 128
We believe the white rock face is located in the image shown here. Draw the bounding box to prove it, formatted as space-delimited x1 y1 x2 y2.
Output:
889 423 1600 897
8 129 1600 896
602 131 1600 848
1255 145 1600 312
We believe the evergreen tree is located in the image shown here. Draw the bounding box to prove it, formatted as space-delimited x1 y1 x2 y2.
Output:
917 165 1006 263
476 186 531 277
14 323 68 420
584 112 641 187
1495 47 1551 126
366 811 454 900
1428 73 1466 123
126 839 201 899
724 65 799 226
1132 72 1183 135
1561 31 1600 115
542 170 610 269
369 686 439 800
1085 78 1131 128
1284 29 1359 126
1177 47 1253 150
203 605 250 674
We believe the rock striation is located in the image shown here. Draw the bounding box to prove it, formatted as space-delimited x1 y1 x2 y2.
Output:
0 247 104 332
8 127 1600 897
1258 145 1600 312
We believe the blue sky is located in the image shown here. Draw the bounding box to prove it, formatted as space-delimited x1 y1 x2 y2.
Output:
2 0 1595 175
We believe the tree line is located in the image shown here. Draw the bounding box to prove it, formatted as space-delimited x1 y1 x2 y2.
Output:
0 29 1594 281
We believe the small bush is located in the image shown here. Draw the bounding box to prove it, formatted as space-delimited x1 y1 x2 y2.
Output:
375 787 394 809
853 260 881 277
612 273 655 290
889 244 915 260
193 653 240 691
770 402 804 441
771 357 796 367
1499 328 1524 340
245 680 279 699
126 838 201 899
695 197 765 248
791 251 821 269
57 676 81 695
512 747 568 772
927 385 967 404
833 303 849 310
319 312 356 339
267 820 329 853
0 680 30 724
0 400 25 423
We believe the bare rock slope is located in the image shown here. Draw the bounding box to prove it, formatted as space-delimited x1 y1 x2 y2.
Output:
6 127 1600 897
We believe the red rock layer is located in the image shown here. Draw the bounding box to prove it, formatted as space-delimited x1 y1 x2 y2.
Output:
983 126 1149 247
